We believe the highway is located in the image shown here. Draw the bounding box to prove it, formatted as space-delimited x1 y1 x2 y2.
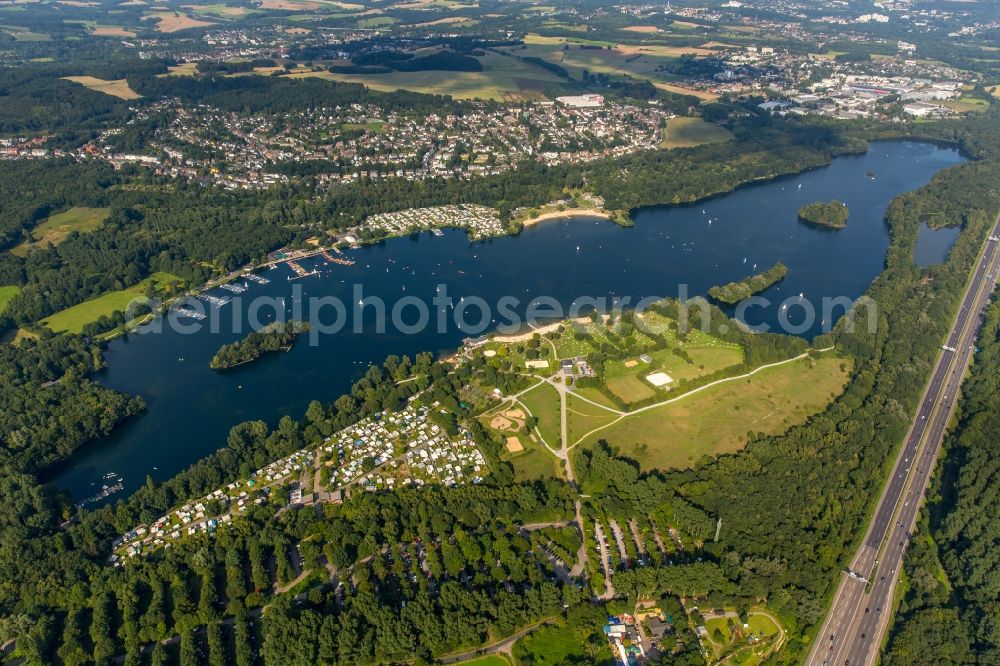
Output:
806 214 1000 666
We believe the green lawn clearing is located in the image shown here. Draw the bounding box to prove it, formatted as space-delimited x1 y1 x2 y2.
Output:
660 117 734 149
41 272 184 333
0 285 20 314
577 355 851 471
11 207 110 256
566 393 619 445
518 381 562 448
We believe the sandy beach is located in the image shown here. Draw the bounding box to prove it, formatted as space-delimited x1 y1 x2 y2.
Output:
519 208 611 228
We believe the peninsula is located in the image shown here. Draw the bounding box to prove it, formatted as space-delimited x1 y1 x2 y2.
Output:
210 321 309 370
709 263 789 304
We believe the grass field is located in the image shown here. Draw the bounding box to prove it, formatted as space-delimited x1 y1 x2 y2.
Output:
292 50 570 100
41 272 184 334
653 82 719 101
576 355 851 470
62 76 141 100
518 381 562 448
566 394 618 444
513 623 588 664
508 445 562 481
183 3 260 18
11 207 109 256
0 25 51 41
0 286 20 314
453 655 511 666
90 25 136 37
661 117 734 148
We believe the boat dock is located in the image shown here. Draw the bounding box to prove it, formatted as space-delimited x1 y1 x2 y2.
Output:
330 256 356 266
245 274 270 285
199 294 231 307
287 260 319 280
219 283 247 294
173 307 206 320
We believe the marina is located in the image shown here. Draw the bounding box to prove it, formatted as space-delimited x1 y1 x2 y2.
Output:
219 283 247 294
244 274 270 285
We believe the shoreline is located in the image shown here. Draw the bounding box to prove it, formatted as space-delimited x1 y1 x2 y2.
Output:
518 208 611 228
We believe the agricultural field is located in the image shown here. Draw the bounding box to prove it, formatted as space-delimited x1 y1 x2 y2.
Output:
158 63 199 77
0 25 50 41
293 50 572 101
660 117 734 149
142 12 216 32
517 381 562 448
67 21 137 37
182 3 260 18
11 207 109 256
409 16 477 28
653 82 719 101
499 34 717 85
62 76 141 100
41 272 184 334
575 355 851 470
0 286 20 315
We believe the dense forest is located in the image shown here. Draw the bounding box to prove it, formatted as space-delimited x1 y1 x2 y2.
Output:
210 321 309 370
883 294 1000 665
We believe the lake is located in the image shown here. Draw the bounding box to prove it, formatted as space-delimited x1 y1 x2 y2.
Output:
49 141 964 502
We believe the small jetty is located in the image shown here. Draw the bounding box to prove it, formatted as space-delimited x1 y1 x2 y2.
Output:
173 307 206 320
245 273 270 285
430 228 444 237
330 256 356 266
287 260 319 280
199 294 231 307
219 283 247 294
78 474 124 507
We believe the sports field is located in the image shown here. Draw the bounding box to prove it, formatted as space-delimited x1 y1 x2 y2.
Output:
576 355 851 470
62 77 141 100
41 272 184 334
661 117 734 149
11 207 109 256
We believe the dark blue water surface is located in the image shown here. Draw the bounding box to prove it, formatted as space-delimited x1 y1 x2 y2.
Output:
49 141 964 501
914 221 961 267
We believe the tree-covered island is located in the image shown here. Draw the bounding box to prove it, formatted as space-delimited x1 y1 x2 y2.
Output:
210 321 309 369
798 200 849 228
709 263 789 304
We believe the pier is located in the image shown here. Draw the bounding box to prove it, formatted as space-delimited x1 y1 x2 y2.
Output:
173 307 206 320
219 283 247 294
244 274 270 285
287 260 319 280
199 294 231 307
